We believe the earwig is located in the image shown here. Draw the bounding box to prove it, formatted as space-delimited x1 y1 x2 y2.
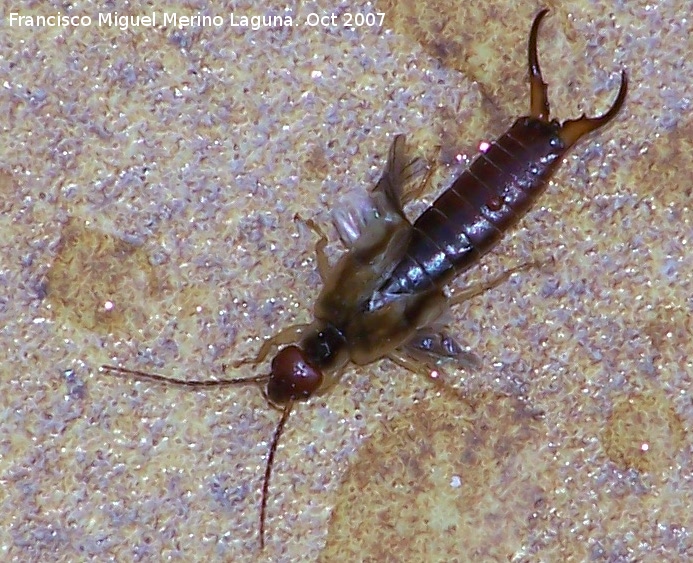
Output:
102 9 627 549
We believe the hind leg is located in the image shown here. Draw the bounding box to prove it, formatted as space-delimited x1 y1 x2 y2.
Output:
449 260 542 306
389 260 545 376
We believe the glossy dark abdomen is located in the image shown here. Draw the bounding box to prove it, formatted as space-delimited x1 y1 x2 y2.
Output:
380 117 567 296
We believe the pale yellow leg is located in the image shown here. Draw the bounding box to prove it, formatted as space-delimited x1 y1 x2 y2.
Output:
231 323 311 368
449 260 544 306
387 349 434 378
294 213 330 282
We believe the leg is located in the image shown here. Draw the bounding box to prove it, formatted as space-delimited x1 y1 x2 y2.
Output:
231 323 311 368
386 291 479 377
388 336 479 389
393 260 544 373
294 214 330 283
403 328 481 371
388 260 545 378
449 260 542 306
387 349 434 378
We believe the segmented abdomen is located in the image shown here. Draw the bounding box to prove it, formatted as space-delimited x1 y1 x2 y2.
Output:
379 117 566 296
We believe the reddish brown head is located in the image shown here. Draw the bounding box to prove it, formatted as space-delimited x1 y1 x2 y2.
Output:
266 345 323 404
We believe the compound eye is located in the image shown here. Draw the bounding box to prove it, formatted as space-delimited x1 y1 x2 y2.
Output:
267 345 323 404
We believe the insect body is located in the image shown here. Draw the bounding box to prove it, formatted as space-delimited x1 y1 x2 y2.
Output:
102 10 627 548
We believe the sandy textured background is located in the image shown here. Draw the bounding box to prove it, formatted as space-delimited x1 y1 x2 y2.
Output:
1 0 691 561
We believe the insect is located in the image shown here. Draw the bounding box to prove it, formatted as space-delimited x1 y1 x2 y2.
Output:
102 9 627 549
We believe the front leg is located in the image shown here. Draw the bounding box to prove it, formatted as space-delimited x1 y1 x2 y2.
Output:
232 323 311 368
294 214 331 283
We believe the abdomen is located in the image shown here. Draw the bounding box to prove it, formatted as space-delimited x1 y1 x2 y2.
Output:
379 117 567 296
